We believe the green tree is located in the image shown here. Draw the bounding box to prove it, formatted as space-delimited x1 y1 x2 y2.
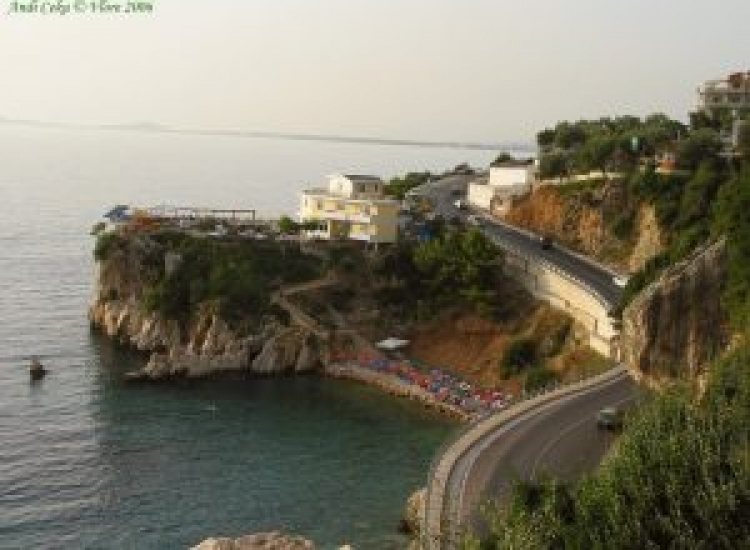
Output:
384 171 432 200
676 160 721 230
412 228 502 311
717 165 750 327
579 135 617 174
499 337 537 378
537 128 556 150
539 152 568 179
278 215 300 234
676 128 722 171
553 122 587 150
492 152 515 166
737 120 750 158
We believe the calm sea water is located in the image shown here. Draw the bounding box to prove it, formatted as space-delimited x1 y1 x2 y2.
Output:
0 125 498 549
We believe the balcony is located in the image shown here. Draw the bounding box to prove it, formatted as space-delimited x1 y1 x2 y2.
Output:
312 210 373 224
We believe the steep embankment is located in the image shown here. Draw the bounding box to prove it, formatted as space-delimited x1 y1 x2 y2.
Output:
89 232 327 379
504 181 664 272
620 238 729 385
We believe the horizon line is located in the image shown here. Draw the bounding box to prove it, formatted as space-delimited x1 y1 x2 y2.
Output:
0 116 533 153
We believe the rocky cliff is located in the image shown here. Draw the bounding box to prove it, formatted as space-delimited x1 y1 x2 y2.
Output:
504 182 663 272
628 204 664 273
89 234 327 379
621 238 728 384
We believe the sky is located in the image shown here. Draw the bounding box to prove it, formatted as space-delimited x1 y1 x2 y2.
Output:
1 0 748 144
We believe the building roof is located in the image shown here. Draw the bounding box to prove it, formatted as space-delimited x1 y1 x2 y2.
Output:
104 205 131 221
342 174 383 183
301 188 398 204
490 159 535 169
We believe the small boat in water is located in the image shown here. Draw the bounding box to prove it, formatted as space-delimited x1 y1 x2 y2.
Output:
29 358 48 381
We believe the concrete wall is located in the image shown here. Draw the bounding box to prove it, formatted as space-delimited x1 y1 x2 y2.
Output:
327 174 383 198
467 182 496 209
489 165 535 187
504 251 618 358
469 182 531 211
327 174 355 197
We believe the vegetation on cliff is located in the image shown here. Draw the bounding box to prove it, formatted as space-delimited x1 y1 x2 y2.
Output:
621 162 750 324
522 112 750 327
373 227 505 318
475 109 750 548
383 171 432 200
536 114 686 179
95 231 323 326
471 342 750 550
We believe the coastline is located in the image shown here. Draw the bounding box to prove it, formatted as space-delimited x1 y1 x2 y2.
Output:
324 362 472 422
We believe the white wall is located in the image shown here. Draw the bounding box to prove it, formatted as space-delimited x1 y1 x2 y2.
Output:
469 182 531 210
468 182 496 209
327 174 355 197
489 166 535 188
327 174 384 198
504 251 617 358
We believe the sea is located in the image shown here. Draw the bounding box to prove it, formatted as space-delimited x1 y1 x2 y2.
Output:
0 123 502 550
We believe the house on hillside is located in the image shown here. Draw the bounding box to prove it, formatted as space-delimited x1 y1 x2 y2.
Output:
698 71 750 116
299 174 399 243
467 160 536 214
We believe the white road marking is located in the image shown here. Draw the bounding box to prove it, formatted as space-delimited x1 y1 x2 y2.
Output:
529 394 637 479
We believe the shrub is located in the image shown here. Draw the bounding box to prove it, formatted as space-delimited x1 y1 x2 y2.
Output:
477 342 750 550
524 367 560 392
500 338 538 378
93 231 122 261
135 236 322 325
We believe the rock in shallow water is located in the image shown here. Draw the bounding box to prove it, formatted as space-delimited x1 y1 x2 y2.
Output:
190 531 315 550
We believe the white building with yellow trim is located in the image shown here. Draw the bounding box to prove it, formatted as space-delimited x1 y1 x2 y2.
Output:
299 174 399 243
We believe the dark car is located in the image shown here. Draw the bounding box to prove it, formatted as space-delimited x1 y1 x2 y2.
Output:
596 407 623 430
540 234 553 249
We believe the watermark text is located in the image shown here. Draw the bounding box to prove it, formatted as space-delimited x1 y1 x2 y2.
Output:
7 0 155 16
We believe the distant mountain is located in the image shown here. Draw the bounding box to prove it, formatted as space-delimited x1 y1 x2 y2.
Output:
96 122 171 132
0 116 62 128
0 116 531 152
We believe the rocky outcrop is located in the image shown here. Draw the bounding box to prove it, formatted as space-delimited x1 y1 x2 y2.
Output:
191 532 315 550
251 327 321 374
628 205 664 273
504 183 616 262
504 182 665 273
403 487 426 536
89 237 326 380
621 239 728 384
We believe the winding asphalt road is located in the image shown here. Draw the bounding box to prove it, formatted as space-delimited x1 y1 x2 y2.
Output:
420 175 636 548
421 174 623 308
451 371 638 540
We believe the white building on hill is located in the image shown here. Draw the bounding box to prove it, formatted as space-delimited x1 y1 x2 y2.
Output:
468 160 536 213
299 174 399 243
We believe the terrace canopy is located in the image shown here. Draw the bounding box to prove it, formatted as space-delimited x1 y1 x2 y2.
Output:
376 338 410 351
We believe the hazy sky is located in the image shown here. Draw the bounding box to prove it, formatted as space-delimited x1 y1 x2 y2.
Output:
1 1 748 143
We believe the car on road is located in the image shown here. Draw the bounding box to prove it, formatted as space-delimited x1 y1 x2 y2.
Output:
596 407 623 430
613 274 630 287
454 198 467 210
540 234 554 249
467 214 483 227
